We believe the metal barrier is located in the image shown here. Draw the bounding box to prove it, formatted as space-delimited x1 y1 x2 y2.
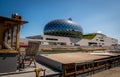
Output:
63 55 120 77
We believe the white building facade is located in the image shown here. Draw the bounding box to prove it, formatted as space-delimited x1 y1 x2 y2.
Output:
78 33 118 47
20 19 118 47
21 33 118 47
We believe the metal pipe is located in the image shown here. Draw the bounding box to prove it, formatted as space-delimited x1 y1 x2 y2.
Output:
34 68 43 77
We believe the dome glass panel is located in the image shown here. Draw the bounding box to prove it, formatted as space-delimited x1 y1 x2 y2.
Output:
44 19 83 38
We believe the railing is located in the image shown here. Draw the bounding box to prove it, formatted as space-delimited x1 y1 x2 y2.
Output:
63 55 120 77
39 45 118 51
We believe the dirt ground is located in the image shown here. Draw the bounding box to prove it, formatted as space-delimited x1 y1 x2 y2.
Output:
42 52 112 64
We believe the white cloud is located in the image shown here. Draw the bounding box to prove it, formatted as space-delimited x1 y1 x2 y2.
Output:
97 31 102 33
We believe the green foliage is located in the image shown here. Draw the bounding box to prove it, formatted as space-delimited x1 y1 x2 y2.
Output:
82 33 97 40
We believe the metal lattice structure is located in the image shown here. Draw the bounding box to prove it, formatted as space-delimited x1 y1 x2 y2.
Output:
44 19 83 38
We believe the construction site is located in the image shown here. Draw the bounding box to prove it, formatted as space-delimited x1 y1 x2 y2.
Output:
35 52 120 77
0 50 120 77
0 14 120 77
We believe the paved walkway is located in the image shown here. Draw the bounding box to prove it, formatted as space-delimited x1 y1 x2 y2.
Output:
87 66 120 77
0 62 60 77
1 62 120 77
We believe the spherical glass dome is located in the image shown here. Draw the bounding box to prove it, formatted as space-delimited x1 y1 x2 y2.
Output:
44 19 83 38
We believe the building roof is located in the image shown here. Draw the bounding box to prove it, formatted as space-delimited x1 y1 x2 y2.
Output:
0 16 28 25
83 33 106 40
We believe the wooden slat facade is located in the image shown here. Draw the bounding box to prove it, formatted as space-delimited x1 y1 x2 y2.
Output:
0 14 28 73
0 14 28 52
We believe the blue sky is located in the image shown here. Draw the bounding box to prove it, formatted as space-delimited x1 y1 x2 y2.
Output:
0 0 120 42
